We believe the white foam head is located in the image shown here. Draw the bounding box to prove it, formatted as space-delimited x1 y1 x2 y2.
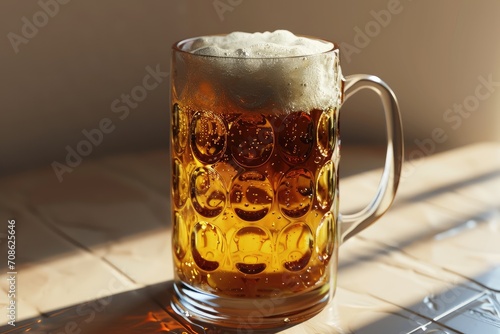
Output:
177 30 342 112
190 30 334 58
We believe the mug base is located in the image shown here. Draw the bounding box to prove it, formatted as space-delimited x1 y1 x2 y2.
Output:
171 281 331 332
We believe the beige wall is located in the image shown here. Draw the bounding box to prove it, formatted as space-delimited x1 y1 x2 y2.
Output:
2 0 500 175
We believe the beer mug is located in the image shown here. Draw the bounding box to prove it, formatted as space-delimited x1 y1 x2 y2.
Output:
170 31 403 330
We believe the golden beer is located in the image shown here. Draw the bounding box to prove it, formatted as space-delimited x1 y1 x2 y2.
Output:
172 103 339 298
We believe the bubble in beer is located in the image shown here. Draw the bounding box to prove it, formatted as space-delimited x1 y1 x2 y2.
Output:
230 171 273 221
173 211 189 260
191 167 226 218
278 168 314 218
317 108 336 156
191 111 227 164
278 112 314 164
316 160 335 209
316 212 335 263
172 103 189 154
232 226 272 275
229 114 274 167
191 221 224 271
172 158 189 208
278 222 313 271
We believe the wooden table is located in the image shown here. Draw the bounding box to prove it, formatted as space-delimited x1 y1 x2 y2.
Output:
1 143 499 333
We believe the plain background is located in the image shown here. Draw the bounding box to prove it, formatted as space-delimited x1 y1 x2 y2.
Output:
1 0 500 176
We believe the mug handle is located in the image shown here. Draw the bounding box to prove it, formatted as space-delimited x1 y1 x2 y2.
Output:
339 74 404 244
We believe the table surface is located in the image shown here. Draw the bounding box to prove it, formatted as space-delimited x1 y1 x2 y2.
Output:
1 143 499 333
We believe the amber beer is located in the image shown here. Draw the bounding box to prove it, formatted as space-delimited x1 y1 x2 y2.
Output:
170 31 403 330
172 103 339 296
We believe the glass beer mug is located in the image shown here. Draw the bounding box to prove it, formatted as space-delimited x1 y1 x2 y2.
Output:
170 31 403 330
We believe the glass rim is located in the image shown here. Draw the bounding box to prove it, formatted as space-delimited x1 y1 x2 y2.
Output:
172 33 340 60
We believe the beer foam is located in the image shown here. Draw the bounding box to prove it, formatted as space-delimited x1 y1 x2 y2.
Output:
180 30 342 112
190 30 334 58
